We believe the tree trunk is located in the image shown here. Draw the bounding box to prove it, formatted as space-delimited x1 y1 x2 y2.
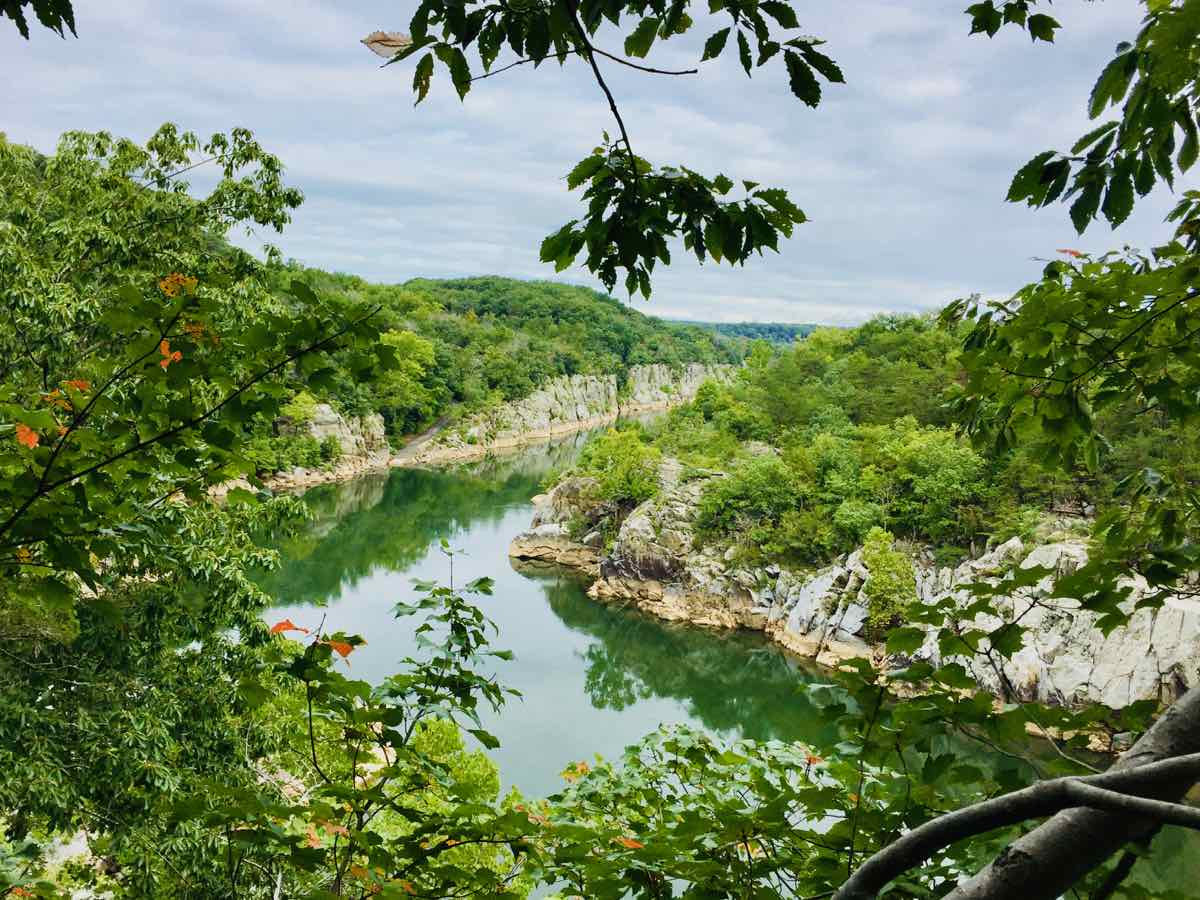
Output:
945 686 1200 900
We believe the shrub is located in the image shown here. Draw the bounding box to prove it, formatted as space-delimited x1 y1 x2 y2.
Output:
280 390 320 424
318 435 342 464
576 428 662 505
860 527 917 637
695 455 799 540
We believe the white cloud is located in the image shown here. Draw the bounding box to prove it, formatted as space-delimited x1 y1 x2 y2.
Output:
0 0 1180 325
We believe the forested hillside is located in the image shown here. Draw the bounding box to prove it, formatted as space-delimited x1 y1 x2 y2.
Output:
577 313 1198 568
292 269 744 436
670 319 817 344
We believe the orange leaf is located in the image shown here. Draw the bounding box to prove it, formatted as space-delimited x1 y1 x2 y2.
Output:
327 640 355 658
614 836 644 850
14 423 38 449
159 341 183 369
1056 248 1085 258
270 618 309 636
804 753 823 766
305 825 322 848
349 865 371 880
64 379 91 392
320 820 350 837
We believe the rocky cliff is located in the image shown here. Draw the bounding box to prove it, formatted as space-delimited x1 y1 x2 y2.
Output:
272 403 390 489
400 364 734 466
510 459 1200 712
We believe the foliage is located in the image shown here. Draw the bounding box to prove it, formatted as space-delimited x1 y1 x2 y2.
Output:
575 424 662 504
0 0 73 38
9 1 1200 897
280 271 744 436
859 527 916 635
280 389 320 424
672 319 817 344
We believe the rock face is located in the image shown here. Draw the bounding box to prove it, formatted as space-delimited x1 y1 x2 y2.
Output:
509 458 1200 712
272 403 390 489
403 364 734 465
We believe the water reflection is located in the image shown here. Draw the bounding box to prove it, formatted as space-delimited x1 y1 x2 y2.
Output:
258 428 831 795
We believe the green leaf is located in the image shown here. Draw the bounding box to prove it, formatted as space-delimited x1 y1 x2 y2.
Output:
413 52 435 104
701 27 730 61
886 626 926 655
760 1 799 29
783 51 820 107
1070 180 1103 233
966 2 1002 37
1088 51 1136 118
1026 13 1060 43
1101 165 1134 228
566 154 606 189
799 44 844 83
1178 110 1199 173
1070 121 1119 155
624 16 661 59
469 728 501 750
1007 150 1056 203
736 29 752 75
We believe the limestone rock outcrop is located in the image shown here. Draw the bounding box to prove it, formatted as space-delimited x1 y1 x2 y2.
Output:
273 403 390 488
404 364 734 465
509 458 1200 711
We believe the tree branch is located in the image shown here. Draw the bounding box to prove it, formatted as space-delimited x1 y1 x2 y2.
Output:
835 739 1200 899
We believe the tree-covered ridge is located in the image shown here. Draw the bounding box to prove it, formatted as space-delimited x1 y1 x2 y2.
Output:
578 309 1198 575
669 319 817 344
293 269 745 436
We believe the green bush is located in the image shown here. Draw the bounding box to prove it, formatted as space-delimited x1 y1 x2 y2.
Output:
860 528 917 637
695 455 799 540
280 390 320 424
319 435 343 464
576 428 662 504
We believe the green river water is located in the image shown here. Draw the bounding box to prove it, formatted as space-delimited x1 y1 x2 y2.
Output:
260 431 1199 894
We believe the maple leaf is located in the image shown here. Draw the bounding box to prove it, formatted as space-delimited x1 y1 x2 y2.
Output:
270 618 309 635
614 836 645 849
14 423 38 449
327 640 356 658
305 825 322 848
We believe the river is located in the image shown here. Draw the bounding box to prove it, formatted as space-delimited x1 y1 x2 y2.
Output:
259 430 838 797
259 431 1199 894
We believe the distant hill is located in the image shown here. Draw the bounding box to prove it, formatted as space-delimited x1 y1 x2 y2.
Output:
668 320 818 345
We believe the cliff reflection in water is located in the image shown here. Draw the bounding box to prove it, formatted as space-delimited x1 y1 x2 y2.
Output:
517 560 836 746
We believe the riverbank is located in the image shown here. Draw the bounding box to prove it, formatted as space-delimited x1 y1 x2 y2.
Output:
509 459 1200 717
243 363 735 493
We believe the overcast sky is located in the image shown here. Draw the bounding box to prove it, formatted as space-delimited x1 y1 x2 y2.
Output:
1 1 1179 323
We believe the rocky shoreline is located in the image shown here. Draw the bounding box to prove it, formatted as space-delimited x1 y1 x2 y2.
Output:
510 459 1200 713
236 364 735 494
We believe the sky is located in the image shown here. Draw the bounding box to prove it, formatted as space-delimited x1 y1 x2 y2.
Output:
0 0 1179 324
